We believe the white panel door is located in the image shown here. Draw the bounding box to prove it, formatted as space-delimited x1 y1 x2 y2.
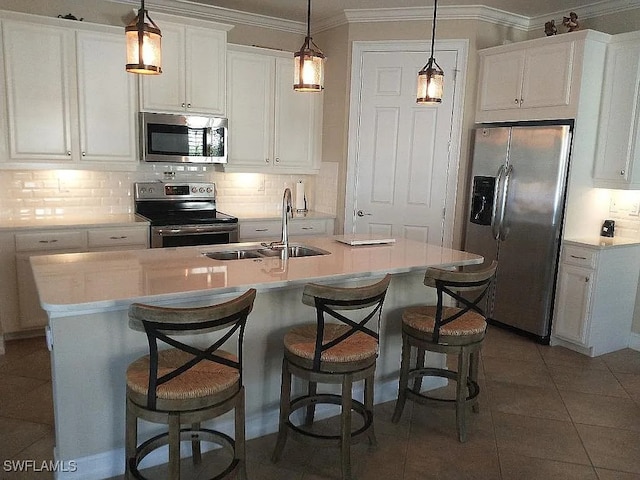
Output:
350 48 461 245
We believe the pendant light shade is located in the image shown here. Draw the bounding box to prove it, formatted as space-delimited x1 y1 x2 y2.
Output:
125 0 162 75
417 0 443 104
294 0 325 92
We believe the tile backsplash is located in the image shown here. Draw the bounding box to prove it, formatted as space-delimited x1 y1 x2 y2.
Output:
604 189 640 240
0 164 338 221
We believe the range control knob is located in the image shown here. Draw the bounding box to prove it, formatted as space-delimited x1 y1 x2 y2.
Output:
148 187 154 194
199 187 205 193
191 187 198 193
206 187 213 193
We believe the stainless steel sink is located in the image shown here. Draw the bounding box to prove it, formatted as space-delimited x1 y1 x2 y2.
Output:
204 250 261 260
256 245 329 258
203 244 330 261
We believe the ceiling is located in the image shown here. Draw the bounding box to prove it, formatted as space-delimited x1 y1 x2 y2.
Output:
188 0 610 23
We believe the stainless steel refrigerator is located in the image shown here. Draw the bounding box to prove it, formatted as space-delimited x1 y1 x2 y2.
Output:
463 122 573 342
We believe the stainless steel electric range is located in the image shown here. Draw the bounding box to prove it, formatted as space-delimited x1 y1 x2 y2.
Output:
134 181 239 248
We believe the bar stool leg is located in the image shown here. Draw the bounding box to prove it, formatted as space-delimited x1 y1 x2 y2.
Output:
191 422 202 465
364 374 377 448
470 350 481 414
305 381 317 426
456 349 470 443
341 375 353 480
168 413 180 480
392 334 411 423
272 357 292 463
125 399 137 479
412 347 426 393
236 387 247 480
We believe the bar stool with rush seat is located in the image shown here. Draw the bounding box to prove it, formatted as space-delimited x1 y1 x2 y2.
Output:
271 274 392 480
391 261 497 442
125 289 256 480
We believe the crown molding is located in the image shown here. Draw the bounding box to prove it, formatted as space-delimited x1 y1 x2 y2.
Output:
528 0 640 31
104 0 640 35
103 0 306 34
342 5 529 30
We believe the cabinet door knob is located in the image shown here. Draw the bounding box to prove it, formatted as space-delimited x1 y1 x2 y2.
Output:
520 98 524 105
181 103 186 108
265 158 270 164
187 103 191 108
620 170 626 176
275 157 280 163
66 151 71 156
514 99 519 104
82 151 86 156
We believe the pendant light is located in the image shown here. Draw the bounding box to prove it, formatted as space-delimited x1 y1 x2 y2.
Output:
125 0 162 75
293 0 325 92
417 0 444 103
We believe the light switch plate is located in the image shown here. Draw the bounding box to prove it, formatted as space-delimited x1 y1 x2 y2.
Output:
629 201 640 216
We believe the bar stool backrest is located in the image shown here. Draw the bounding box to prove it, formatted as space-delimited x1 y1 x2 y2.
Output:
423 261 497 343
301 275 392 371
127 289 257 410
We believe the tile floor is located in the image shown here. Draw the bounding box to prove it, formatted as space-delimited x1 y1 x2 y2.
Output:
1 327 640 479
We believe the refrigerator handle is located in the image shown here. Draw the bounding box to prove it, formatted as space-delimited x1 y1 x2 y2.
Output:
491 165 506 240
498 165 513 241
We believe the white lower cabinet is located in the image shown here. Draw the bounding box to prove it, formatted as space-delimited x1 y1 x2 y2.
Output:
551 242 640 356
239 217 334 241
7 225 148 334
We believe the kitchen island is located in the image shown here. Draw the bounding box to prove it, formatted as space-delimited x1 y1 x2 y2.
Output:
30 236 482 479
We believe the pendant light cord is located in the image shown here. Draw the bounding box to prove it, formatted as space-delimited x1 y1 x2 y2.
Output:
430 0 438 60
306 0 312 40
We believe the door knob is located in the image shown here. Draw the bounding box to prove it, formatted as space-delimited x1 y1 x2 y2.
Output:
357 210 372 217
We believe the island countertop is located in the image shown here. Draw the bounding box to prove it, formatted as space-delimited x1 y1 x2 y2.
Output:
31 235 483 315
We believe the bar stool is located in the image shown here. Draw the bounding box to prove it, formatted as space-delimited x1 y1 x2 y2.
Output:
271 275 392 480
125 289 256 480
391 261 497 442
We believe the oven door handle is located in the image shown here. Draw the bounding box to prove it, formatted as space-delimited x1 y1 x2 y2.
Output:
155 225 237 236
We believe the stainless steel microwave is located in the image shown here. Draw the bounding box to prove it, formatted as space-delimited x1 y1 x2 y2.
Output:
140 112 228 164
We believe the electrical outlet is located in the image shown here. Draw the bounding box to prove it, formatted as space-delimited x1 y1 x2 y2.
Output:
609 197 619 213
257 176 265 192
630 201 640 216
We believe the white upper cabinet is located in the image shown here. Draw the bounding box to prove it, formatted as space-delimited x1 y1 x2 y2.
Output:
593 31 640 189
140 20 228 115
0 13 137 169
76 31 137 164
3 21 74 162
476 31 609 123
226 45 322 174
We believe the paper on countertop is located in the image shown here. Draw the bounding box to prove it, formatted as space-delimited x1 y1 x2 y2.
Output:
334 234 396 246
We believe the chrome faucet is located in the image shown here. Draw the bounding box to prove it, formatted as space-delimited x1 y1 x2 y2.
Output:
281 187 293 250
262 188 293 256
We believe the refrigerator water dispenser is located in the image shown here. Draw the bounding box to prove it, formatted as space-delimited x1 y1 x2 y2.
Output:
470 176 495 226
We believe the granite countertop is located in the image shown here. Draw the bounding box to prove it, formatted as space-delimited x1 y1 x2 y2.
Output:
30 235 482 314
564 236 640 250
0 214 148 232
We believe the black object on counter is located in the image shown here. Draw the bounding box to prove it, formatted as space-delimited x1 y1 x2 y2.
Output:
601 219 615 237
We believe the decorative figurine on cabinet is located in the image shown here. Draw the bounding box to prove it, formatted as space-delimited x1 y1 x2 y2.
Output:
544 20 557 36
562 12 579 32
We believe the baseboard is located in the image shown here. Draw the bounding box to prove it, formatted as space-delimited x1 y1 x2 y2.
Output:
53 376 446 480
629 332 640 352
